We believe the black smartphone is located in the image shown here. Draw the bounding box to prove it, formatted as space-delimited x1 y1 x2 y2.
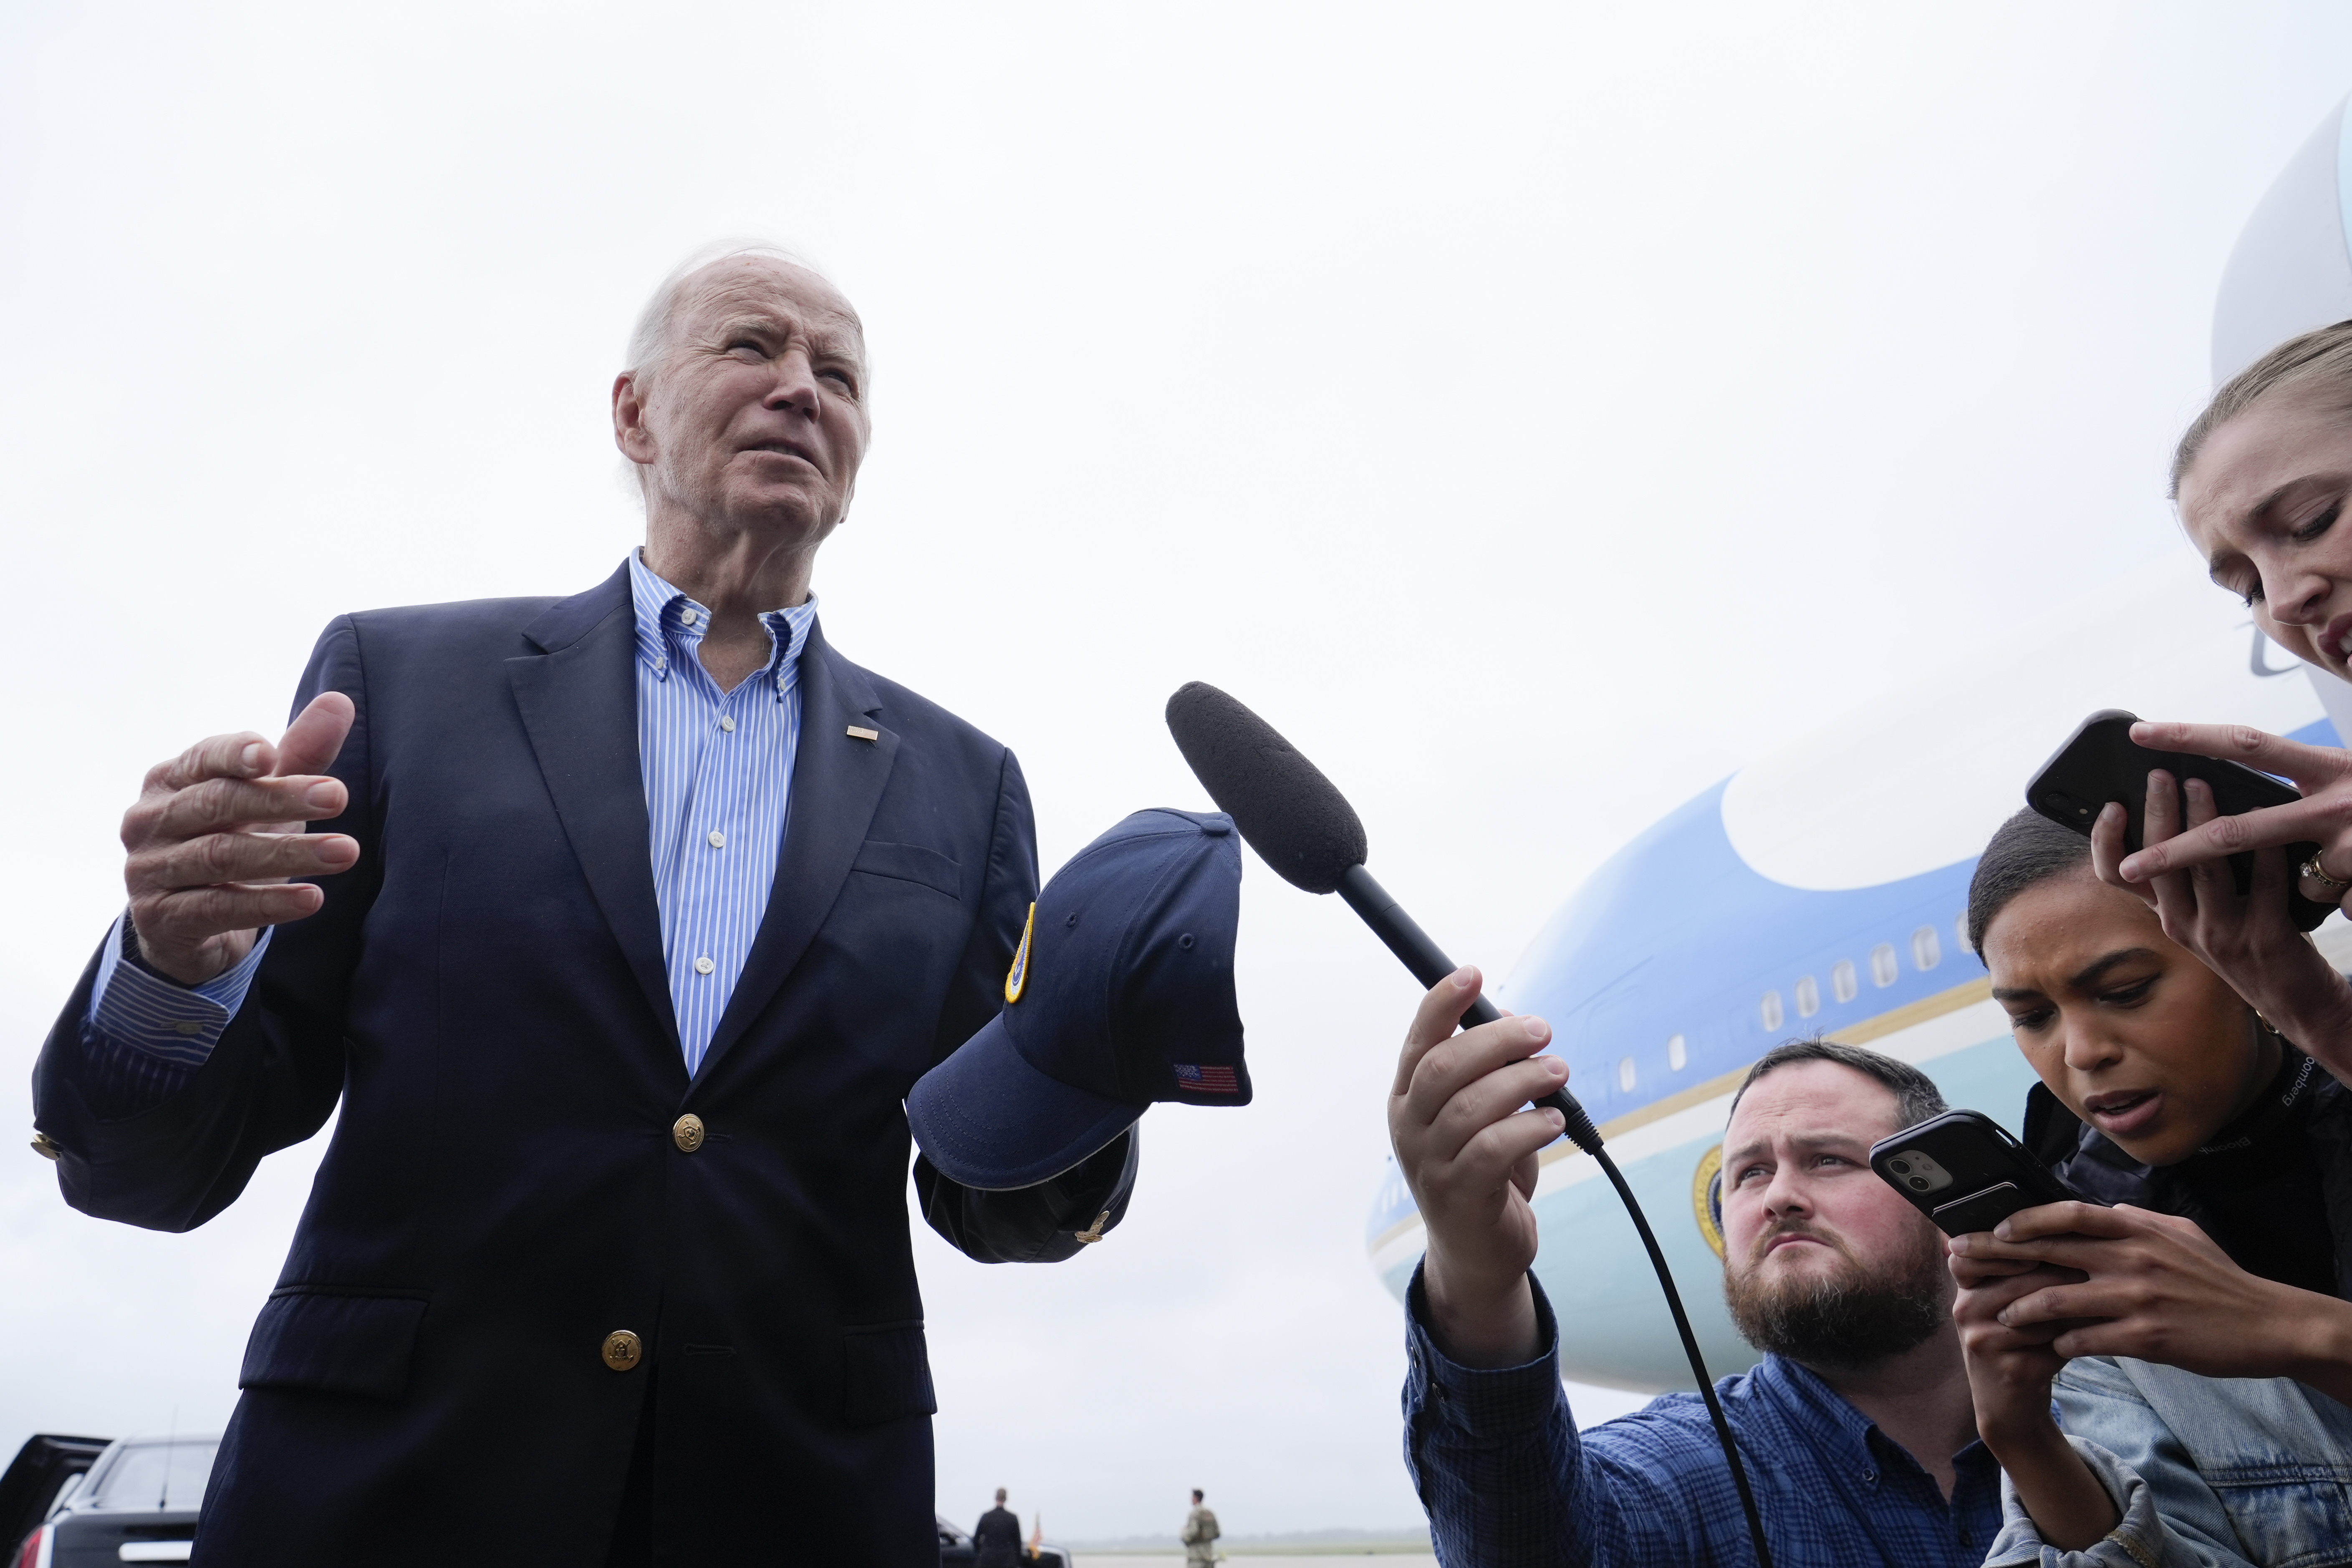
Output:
1869 1110 2079 1237
2025 708 2332 932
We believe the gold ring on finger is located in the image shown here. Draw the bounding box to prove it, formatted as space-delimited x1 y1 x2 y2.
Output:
2301 853 2349 891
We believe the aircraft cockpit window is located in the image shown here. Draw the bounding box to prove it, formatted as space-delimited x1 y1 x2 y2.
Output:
1759 991 1784 1031
1667 1033 1687 1071
1618 1056 1637 1093
1794 975 1820 1018
1870 944 1898 987
1911 925 1942 972
1831 960 1857 1004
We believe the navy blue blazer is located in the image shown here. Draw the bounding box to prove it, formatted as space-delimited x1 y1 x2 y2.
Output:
34 564 1057 1563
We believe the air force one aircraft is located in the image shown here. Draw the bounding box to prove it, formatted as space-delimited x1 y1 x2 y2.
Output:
1362 94 2352 1392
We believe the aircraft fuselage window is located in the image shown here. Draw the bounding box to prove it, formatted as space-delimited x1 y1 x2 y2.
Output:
1618 1056 1637 1093
1954 912 1969 955
1870 943 1898 987
1667 1033 1687 1071
1760 990 1784 1031
1912 924 1942 972
1832 959 1857 1004
1794 974 1820 1018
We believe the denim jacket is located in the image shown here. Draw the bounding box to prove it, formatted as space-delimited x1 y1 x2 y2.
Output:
1984 1356 2352 1567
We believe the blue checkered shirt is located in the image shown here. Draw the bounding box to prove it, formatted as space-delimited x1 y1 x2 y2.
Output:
78 553 817 1106
1405 1267 2002 1568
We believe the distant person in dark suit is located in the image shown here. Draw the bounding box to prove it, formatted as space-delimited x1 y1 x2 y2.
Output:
31 241 1135 1566
973 1488 1022 1568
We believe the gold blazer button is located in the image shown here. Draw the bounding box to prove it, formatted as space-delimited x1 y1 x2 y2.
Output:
602 1330 643 1372
672 1114 705 1153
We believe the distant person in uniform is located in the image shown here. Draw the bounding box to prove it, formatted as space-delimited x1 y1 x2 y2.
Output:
973 1488 1022 1568
28 240 1138 1567
1181 1489 1219 1565
1391 978 2003 1565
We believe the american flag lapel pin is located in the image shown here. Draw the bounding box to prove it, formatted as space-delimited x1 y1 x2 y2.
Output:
845 725 880 742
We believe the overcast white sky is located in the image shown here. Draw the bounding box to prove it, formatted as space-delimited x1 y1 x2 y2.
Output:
7 0 2352 1542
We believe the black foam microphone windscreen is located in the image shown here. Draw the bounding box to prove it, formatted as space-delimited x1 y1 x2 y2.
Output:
1164 681 1368 894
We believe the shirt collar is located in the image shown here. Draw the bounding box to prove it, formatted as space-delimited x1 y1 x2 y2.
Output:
626 550 819 697
1752 1354 1992 1488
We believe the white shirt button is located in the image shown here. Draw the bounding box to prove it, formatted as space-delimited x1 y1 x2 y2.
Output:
174 1020 205 1036
775 677 787 691
707 830 726 848
654 656 667 672
681 608 699 626
719 717 736 733
694 956 715 975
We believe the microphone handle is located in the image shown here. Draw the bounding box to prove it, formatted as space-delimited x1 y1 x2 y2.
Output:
1335 863 1603 1154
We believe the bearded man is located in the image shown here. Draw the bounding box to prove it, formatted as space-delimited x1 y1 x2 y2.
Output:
1388 972 2001 1565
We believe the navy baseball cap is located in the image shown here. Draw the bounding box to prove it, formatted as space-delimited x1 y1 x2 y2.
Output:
906 808 1248 1190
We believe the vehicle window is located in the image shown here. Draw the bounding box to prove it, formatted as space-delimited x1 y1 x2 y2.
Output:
1831 959 1857 1004
88 1441 218 1511
1617 1056 1636 1093
1667 1033 1687 1071
1759 991 1783 1031
1911 925 1941 972
1870 943 1898 987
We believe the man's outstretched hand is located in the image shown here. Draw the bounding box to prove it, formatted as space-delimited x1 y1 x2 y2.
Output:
1388 967 1568 1369
121 692 360 985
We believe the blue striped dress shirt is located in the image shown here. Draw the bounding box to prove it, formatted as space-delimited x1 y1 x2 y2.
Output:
79 552 817 1101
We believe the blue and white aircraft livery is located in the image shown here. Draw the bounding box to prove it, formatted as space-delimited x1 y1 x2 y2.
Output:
1363 93 2352 1392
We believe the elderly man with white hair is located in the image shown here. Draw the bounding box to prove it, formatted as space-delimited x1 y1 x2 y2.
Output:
31 243 1134 1564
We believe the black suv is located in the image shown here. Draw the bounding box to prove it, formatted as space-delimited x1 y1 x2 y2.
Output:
5 1433 216 1567
935 1513 1073 1568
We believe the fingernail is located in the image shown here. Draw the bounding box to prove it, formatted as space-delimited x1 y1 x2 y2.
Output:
2119 855 2143 881
1452 968 1475 990
240 743 264 773
1523 1017 1550 1043
306 781 339 808
1546 1108 1565 1128
1544 1055 1567 1078
1994 1220 2014 1240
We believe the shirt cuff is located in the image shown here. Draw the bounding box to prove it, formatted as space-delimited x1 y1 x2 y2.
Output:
1405 1259 1571 1438
88 913 272 1067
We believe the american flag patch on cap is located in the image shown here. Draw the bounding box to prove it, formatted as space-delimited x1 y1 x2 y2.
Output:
1173 1063 1239 1095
